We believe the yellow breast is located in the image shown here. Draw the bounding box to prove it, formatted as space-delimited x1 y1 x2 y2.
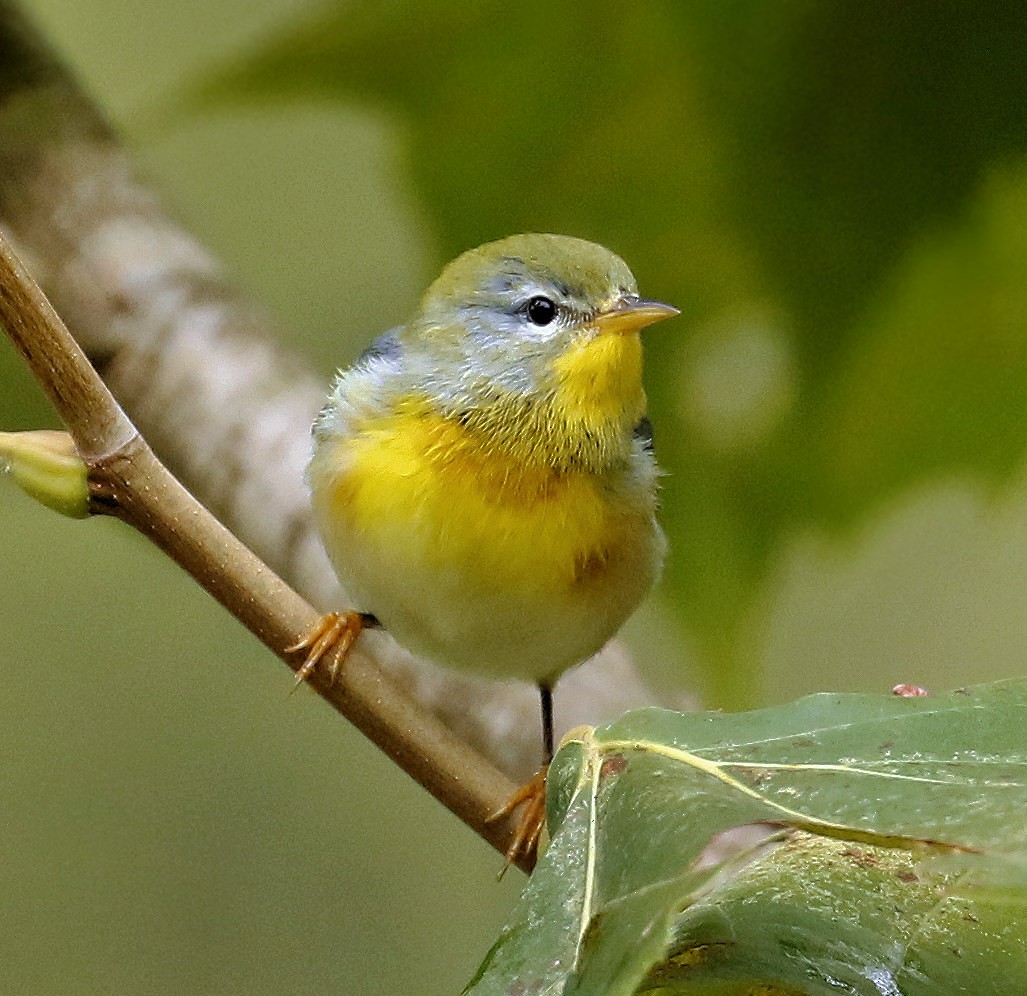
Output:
319 401 641 595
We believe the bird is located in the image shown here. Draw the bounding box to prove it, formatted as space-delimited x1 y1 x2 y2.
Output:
293 233 677 860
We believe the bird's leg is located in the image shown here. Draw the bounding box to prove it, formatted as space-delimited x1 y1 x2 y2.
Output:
540 681 554 762
490 681 554 871
285 611 379 688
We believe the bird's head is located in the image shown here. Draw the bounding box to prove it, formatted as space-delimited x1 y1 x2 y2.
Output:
398 233 678 464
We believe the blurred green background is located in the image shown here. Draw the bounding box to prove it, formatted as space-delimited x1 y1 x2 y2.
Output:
3 1 1027 992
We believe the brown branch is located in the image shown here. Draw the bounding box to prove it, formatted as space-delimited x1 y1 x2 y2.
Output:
0 228 531 872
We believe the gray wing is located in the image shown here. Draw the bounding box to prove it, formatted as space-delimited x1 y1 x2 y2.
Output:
355 328 402 369
313 327 404 440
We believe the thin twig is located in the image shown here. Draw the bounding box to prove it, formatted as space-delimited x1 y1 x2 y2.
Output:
0 230 530 871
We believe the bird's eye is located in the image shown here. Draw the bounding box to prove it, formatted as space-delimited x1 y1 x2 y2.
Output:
524 296 558 326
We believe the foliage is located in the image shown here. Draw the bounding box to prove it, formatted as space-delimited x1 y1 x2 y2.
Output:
468 680 1027 993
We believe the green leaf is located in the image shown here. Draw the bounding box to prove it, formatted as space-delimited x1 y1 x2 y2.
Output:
467 680 1027 994
641 833 1027 995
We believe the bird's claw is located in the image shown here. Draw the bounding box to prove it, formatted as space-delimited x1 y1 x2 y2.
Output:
285 611 365 690
488 766 548 876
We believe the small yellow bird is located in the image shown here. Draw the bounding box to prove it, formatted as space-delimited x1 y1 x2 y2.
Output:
297 233 677 854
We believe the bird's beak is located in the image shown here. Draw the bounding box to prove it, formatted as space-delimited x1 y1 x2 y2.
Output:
592 296 680 335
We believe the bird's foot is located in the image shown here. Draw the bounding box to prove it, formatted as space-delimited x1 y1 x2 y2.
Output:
285 610 369 689
489 766 548 875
